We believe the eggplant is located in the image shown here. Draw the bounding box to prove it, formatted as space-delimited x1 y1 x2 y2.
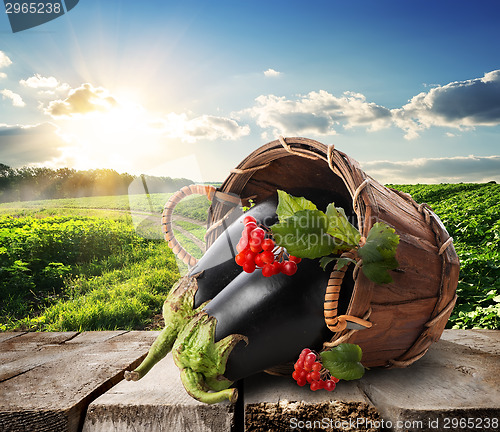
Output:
170 258 335 403
206 258 332 382
189 197 278 307
125 198 278 381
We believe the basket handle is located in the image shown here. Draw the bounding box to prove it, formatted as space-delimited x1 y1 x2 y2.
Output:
324 250 372 333
162 184 216 267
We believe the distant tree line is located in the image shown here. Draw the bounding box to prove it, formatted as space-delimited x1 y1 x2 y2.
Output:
0 164 193 203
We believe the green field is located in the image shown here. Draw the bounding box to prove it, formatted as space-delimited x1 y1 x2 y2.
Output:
0 183 498 332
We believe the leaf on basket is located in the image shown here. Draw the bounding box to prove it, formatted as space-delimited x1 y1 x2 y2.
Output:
325 203 361 247
271 210 338 259
358 222 399 284
275 190 318 223
320 343 365 381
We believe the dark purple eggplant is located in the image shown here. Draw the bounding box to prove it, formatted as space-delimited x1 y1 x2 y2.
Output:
169 258 340 404
205 257 333 382
189 197 278 307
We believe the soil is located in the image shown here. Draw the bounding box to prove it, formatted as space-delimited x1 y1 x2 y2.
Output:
245 400 384 432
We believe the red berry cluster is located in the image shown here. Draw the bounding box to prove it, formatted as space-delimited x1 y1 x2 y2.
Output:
235 215 301 277
292 348 339 392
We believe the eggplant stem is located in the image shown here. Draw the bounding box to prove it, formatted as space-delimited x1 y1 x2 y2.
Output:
180 368 238 404
124 325 176 381
125 275 204 381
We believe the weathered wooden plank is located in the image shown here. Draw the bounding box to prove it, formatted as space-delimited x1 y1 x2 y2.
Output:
440 328 500 355
0 331 159 432
0 332 26 344
82 352 235 432
358 329 500 432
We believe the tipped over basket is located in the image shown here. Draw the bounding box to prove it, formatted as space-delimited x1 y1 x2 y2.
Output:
163 137 460 369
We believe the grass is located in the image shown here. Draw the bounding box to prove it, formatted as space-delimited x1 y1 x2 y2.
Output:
11 242 180 331
0 192 211 332
174 219 207 242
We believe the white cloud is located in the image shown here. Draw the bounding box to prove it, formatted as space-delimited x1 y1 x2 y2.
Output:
20 74 71 98
245 70 500 140
0 51 12 69
1 89 25 107
245 90 391 136
264 68 282 77
0 73 6 79
156 113 250 143
45 83 118 117
21 74 59 89
393 70 500 139
361 155 500 184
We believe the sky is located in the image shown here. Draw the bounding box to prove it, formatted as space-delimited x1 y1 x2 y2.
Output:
1 0 499 184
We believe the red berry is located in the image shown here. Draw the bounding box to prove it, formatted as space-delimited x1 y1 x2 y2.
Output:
261 238 275 251
243 250 256 263
271 261 282 275
250 227 265 240
289 255 302 263
310 371 321 381
292 370 301 381
235 252 246 266
243 215 256 225
312 362 322 372
262 263 274 277
310 381 321 391
281 260 298 276
254 253 265 268
317 379 325 389
236 237 248 253
242 262 255 273
249 236 263 248
331 376 340 383
245 221 257 230
297 378 307 387
260 250 274 264
300 348 312 359
325 380 336 392
294 359 305 370
305 352 317 365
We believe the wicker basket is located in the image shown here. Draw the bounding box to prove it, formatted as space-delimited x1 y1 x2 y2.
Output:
162 137 459 369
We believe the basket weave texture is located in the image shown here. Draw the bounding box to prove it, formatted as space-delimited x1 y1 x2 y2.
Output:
164 137 460 369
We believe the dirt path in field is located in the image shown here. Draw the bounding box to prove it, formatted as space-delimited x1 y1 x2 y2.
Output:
171 223 206 253
127 210 207 252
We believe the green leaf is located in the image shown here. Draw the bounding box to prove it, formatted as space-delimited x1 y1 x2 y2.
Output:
319 256 356 271
319 256 336 270
358 222 399 284
271 210 337 259
336 257 357 271
275 190 317 223
320 343 365 381
325 204 361 247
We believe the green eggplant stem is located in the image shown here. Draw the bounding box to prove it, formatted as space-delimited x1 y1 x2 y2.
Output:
125 275 205 381
124 326 176 381
180 368 238 404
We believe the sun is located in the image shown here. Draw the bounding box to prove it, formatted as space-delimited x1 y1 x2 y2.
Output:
55 97 165 174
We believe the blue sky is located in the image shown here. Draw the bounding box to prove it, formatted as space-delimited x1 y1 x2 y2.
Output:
1 0 499 183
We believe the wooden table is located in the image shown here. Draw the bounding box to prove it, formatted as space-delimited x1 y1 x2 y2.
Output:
1 330 499 432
